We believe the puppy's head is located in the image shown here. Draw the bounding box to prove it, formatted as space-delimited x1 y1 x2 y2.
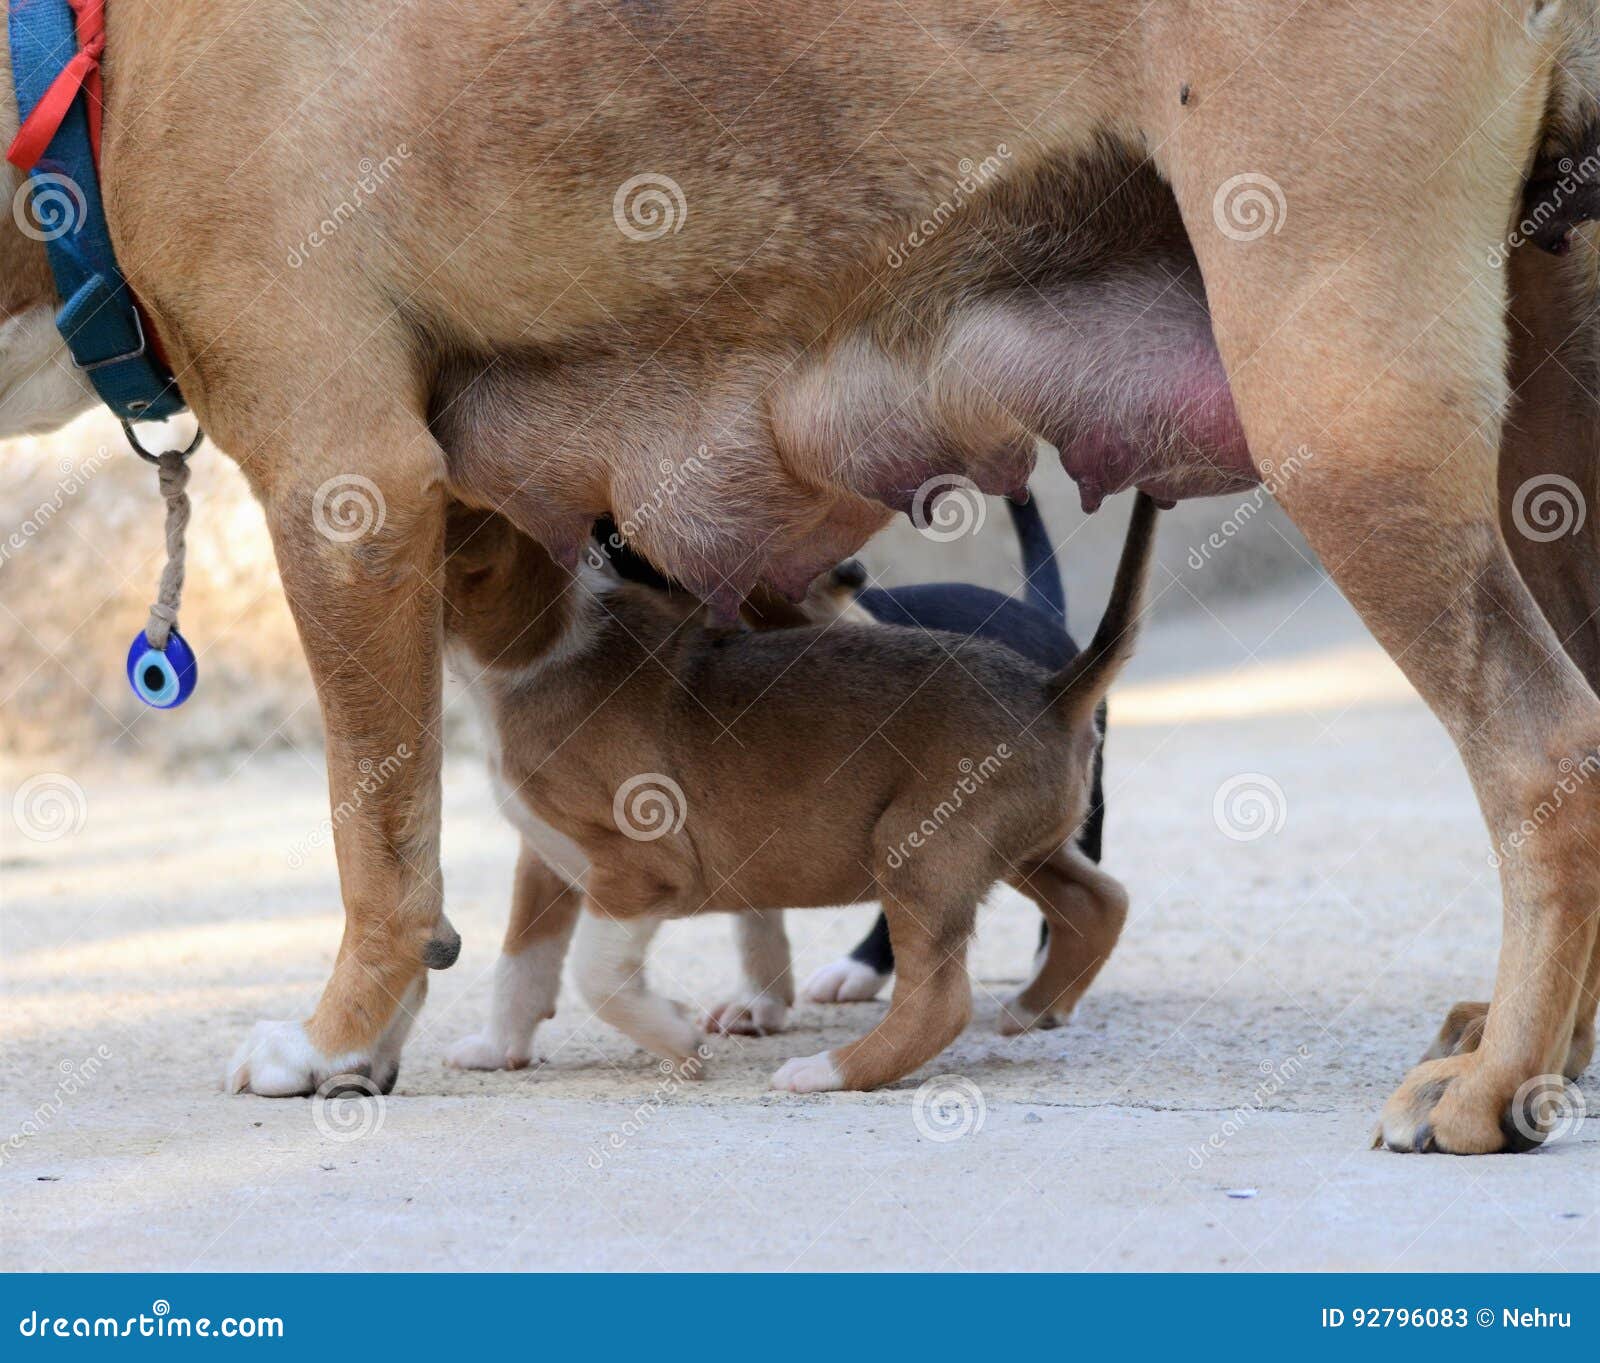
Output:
443 504 566 667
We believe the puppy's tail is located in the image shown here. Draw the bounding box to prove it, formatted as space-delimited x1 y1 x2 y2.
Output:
1046 493 1160 714
1007 492 1066 623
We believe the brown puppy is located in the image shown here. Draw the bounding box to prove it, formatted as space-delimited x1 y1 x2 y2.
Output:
441 494 1158 1091
2 2 1596 1149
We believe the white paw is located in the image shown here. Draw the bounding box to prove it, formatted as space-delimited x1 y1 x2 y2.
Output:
703 993 790 1036
996 993 1068 1037
226 1021 369 1097
445 1032 533 1071
771 1050 844 1093
801 957 889 1004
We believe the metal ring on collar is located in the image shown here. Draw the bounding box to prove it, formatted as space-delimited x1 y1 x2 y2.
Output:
120 419 204 465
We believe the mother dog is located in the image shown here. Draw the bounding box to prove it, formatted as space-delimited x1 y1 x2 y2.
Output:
2 0 1597 1154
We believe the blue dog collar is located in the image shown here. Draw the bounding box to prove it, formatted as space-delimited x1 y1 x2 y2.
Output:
8 0 186 424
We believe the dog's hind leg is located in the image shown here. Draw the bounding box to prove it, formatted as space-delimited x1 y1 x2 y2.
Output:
1154 4 1599 1152
705 911 794 1036
775 864 977 1092
998 846 1128 1036
228 409 450 1098
448 846 581 1070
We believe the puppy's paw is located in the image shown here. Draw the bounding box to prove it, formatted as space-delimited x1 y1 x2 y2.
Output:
996 992 1069 1036
801 957 889 1004
703 993 789 1036
445 1032 533 1071
226 1021 374 1097
771 1050 844 1093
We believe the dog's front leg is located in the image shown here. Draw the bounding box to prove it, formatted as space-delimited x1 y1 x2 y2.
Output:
448 845 581 1070
228 420 449 1097
1154 8 1599 1151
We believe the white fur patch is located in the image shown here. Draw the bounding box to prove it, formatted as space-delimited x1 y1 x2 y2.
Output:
574 913 701 1064
703 991 789 1036
447 941 565 1070
226 1020 366 1097
771 1051 843 1093
802 956 890 1003
0 305 97 440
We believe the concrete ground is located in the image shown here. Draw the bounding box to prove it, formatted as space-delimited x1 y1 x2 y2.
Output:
2 579 1595 1272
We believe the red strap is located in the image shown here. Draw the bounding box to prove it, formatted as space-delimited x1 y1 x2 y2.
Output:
7 0 106 171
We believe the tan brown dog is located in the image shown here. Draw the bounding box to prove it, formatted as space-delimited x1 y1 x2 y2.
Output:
440 493 1156 1090
1 2 1597 1149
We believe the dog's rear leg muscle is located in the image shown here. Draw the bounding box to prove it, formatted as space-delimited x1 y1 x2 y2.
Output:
998 846 1128 1035
1158 9 1599 1151
228 414 447 1097
448 845 580 1070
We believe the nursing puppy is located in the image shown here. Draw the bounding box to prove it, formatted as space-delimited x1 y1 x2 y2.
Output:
444 493 1159 1090
800 495 1110 1012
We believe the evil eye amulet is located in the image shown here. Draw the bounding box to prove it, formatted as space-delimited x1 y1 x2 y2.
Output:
126 629 198 709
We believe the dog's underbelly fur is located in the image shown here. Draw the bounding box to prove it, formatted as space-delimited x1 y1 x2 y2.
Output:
430 147 1252 609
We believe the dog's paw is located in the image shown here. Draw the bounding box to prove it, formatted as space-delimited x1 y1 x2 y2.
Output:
703 993 789 1036
226 1021 376 1097
771 1050 844 1093
1375 1054 1546 1154
445 1032 534 1071
801 957 889 1003
996 992 1069 1036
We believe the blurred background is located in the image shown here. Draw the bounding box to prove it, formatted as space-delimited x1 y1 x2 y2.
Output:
0 417 1323 766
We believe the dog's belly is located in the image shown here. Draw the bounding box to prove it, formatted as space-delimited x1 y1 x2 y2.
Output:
432 145 1256 607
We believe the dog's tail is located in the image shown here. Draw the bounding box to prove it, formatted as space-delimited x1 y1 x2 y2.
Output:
1007 493 1065 622
1047 493 1160 713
